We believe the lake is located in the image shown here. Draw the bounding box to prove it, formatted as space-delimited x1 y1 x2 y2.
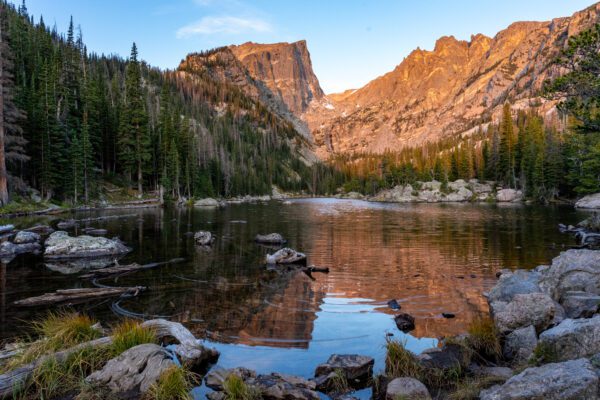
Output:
0 199 586 395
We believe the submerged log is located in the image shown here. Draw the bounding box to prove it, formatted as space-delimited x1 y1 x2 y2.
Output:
80 258 185 278
0 319 217 399
13 286 145 307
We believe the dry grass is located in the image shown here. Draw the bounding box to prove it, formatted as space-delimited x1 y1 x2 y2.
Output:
109 319 156 356
385 338 423 379
466 318 501 360
144 365 196 400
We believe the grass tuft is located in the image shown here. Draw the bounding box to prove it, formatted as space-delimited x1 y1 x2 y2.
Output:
448 375 506 400
385 338 423 379
466 318 501 360
109 319 156 356
329 368 350 394
529 342 558 366
223 374 261 400
144 365 196 400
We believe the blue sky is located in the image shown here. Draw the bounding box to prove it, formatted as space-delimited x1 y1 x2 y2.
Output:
13 0 596 93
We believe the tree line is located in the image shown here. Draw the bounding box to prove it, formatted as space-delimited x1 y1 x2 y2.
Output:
0 1 342 205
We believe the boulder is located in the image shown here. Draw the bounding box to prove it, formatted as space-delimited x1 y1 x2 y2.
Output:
205 367 256 391
576 193 600 209
44 231 131 259
486 269 541 303
490 293 556 334
266 248 306 265
444 186 473 202
561 291 600 318
496 188 523 202
416 343 470 372
479 358 598 400
371 185 415 203
422 181 442 191
538 249 600 301
0 224 15 234
86 344 175 395
394 313 415 332
471 181 493 194
194 198 219 207
13 231 40 244
251 373 319 400
538 316 600 361
194 231 214 246
0 241 41 260
418 189 443 203
385 377 431 400
255 233 287 244
503 325 537 362
448 179 467 191
314 354 374 383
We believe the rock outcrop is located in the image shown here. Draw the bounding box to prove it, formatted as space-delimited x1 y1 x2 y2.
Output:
576 193 600 209
44 231 131 259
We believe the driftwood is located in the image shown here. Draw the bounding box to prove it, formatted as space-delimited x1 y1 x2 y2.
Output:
13 286 145 307
303 265 330 274
0 319 217 399
80 258 185 279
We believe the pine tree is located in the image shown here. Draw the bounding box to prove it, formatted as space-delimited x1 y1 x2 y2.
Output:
498 103 516 187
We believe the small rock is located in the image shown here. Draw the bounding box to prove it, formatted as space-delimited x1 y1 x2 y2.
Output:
394 313 415 332
13 231 40 244
442 313 455 319
194 231 214 246
255 233 287 244
266 248 306 265
387 299 401 310
57 220 77 229
385 377 431 400
0 225 15 234
479 358 598 400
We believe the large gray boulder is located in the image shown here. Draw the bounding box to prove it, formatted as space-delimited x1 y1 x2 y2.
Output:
479 358 599 400
13 230 40 244
496 188 523 202
314 354 374 383
538 250 600 301
251 373 319 400
538 316 600 361
371 185 415 203
443 186 473 202
44 231 130 259
490 293 556 334
576 193 600 209
561 291 600 318
194 198 219 207
385 377 431 400
86 344 175 395
486 269 541 303
503 325 537 362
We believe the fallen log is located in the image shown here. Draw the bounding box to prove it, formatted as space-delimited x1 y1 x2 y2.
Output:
80 258 185 279
303 265 330 274
13 286 145 307
0 319 218 399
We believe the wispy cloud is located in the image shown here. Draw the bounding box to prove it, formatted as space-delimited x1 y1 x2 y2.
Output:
177 16 272 37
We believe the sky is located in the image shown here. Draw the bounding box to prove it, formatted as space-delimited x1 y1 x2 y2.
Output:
12 0 597 93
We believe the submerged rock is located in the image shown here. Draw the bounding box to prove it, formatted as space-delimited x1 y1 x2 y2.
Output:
44 231 131 259
56 219 77 229
387 299 401 310
479 358 598 400
385 377 431 400
394 313 415 332
266 248 306 265
255 233 287 244
86 343 175 395
575 193 600 209
194 231 214 246
538 316 600 361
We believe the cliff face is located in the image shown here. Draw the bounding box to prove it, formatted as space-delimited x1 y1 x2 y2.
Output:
180 3 600 159
306 3 600 157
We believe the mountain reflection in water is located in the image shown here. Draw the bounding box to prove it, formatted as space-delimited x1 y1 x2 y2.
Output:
0 199 584 376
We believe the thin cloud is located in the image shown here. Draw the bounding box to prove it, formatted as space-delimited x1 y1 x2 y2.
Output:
176 16 272 37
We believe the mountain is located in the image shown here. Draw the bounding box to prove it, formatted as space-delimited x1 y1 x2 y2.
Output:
304 2 600 157
179 40 326 143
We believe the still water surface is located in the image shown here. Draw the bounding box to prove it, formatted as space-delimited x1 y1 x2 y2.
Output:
0 199 586 392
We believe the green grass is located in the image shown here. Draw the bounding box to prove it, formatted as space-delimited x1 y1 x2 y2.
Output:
0 197 56 215
109 319 156 356
466 318 501 360
328 368 350 394
222 374 261 400
144 366 196 400
385 338 423 379
2 311 102 372
529 342 558 366
448 375 507 400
